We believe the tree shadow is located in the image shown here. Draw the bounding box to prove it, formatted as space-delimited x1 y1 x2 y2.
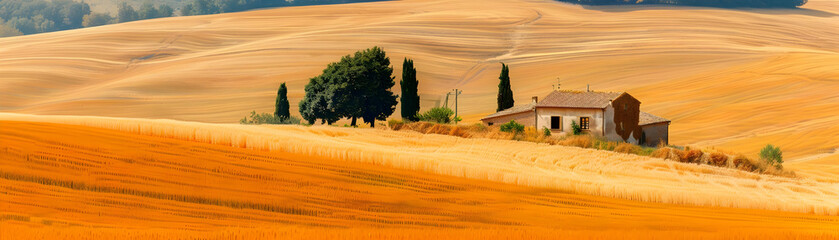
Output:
578 4 838 18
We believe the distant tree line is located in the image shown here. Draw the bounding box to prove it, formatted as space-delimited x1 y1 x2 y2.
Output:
0 0 378 38
0 0 174 37
181 0 381 16
557 0 806 8
0 0 90 36
116 3 175 23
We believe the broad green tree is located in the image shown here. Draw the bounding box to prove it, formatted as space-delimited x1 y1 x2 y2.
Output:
298 47 398 127
356 47 398 127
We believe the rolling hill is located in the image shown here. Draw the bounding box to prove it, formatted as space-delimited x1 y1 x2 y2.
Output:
1 114 838 239
0 0 837 173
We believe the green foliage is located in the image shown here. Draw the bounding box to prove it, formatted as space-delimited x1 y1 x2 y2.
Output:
0 0 375 38
299 75 340 125
117 2 139 23
571 120 582 135
543 127 551 137
356 47 398 127
298 46 398 127
556 0 806 8
760 144 784 169
275 82 290 119
82 13 114 27
137 3 174 20
119 2 172 23
496 63 515 111
0 0 91 35
0 19 22 37
400 58 420 121
418 107 454 124
499 120 525 133
239 111 301 125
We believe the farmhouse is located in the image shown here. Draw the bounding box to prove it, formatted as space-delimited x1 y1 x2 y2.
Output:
481 90 670 146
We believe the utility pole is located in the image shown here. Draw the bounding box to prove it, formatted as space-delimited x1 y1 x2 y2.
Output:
452 89 462 124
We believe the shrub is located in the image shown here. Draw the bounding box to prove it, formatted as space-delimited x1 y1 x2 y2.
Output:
240 111 301 125
388 119 405 130
650 147 671 159
709 152 729 167
471 123 488 132
614 143 640 154
557 135 593 148
571 120 582 135
418 107 454 124
542 127 551 137
637 147 656 156
733 155 758 172
760 144 783 169
499 120 525 133
674 149 703 164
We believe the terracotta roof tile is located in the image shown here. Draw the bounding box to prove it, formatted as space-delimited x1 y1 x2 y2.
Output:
535 90 623 108
639 111 670 125
480 103 536 120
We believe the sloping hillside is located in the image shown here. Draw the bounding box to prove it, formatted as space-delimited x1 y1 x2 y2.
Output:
1 115 838 239
2 113 838 214
0 0 837 163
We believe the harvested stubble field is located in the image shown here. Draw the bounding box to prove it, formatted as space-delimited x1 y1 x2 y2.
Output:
1 0 838 164
1 114 838 239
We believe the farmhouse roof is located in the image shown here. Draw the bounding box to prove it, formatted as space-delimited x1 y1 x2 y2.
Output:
639 111 670 125
481 103 536 120
536 90 624 109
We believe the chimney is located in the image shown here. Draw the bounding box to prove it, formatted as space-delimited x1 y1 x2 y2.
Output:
587 84 590 92
532 96 538 104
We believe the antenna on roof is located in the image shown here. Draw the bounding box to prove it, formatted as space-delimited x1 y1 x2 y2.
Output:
553 77 561 91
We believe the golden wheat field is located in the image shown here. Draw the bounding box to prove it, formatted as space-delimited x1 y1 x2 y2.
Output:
0 0 838 164
2 0 839 238
1 114 839 239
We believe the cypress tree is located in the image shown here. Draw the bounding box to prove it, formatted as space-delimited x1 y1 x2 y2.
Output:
275 82 290 119
400 58 420 121
497 63 514 111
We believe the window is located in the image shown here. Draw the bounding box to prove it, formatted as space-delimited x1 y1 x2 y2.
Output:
624 103 628 111
580 117 590 130
550 116 561 130
488 122 494 126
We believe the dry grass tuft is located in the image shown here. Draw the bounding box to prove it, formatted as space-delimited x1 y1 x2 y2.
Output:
710 152 729 167
614 143 640 154
557 135 593 148
650 147 671 159
734 155 759 172
674 149 704 164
